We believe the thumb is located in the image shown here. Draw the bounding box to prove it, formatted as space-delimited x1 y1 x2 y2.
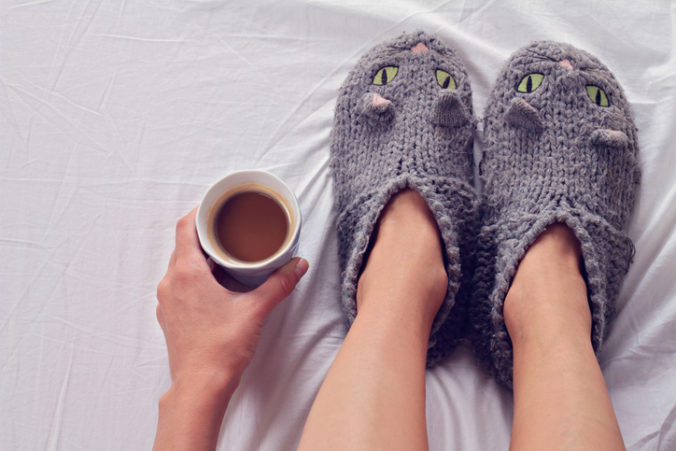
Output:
249 257 309 317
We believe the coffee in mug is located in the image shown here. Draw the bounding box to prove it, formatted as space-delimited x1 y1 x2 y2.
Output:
207 184 294 263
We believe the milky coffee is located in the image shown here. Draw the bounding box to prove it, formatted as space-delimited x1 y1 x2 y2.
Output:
207 184 293 263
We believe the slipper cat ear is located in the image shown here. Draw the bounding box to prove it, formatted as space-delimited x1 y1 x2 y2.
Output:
433 91 470 127
359 92 394 126
590 128 630 149
505 98 544 133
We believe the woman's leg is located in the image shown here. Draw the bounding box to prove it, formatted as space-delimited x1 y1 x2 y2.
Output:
505 224 625 450
298 190 448 451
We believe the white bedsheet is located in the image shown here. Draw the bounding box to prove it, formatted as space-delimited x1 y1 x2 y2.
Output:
2 1 675 449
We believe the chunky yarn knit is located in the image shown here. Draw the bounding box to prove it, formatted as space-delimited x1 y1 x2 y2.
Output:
471 41 641 387
330 31 478 364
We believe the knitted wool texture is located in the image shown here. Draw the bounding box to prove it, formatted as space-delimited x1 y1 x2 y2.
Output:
471 41 641 387
330 31 478 364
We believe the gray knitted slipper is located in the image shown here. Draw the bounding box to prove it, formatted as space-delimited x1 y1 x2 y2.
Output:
471 41 641 387
330 31 477 365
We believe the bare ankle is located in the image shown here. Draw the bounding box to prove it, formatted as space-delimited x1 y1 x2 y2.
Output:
504 224 591 346
356 189 447 331
375 189 437 231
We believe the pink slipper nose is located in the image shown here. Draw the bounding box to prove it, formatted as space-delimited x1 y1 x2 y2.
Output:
411 42 429 54
559 59 574 71
372 93 391 107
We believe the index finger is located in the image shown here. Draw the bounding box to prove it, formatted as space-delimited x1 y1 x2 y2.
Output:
174 206 207 264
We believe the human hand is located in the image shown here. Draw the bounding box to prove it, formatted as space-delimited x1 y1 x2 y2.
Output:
156 207 309 392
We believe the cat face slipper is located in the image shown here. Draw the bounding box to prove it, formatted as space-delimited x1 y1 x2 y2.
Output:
471 41 641 387
330 31 478 364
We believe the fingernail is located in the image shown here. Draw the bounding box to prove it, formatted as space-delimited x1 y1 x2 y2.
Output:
294 258 309 280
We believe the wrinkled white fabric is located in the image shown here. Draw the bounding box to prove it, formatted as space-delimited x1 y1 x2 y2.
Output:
1 1 674 450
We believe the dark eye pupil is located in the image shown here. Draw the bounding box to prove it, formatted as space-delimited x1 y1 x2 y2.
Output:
441 75 450 89
595 89 602 105
381 70 388 85
526 76 533 93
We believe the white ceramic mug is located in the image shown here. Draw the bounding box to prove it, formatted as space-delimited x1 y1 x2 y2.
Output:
196 170 302 287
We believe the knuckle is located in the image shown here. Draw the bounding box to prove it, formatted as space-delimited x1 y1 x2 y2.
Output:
172 266 193 285
156 278 170 302
172 262 202 287
176 215 190 234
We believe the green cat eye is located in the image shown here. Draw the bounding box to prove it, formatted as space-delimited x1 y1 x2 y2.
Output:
586 85 609 107
435 69 457 90
373 66 399 86
517 73 544 93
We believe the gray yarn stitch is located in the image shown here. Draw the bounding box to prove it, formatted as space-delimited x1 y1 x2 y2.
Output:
471 41 641 388
330 31 478 364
